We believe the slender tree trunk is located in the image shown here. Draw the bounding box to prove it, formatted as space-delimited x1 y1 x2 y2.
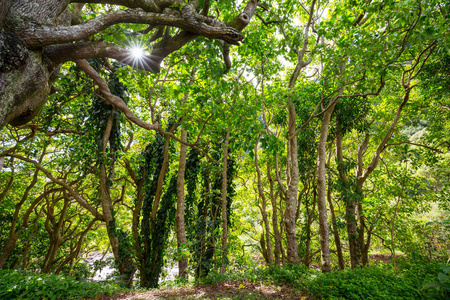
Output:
21 209 41 270
42 196 69 273
54 219 97 274
304 189 316 267
220 132 230 274
285 104 299 264
267 163 281 265
0 151 47 268
336 132 361 268
99 118 121 268
361 230 372 266
391 198 400 275
99 116 134 286
326 147 344 269
316 101 337 273
255 142 273 264
176 129 188 278
327 172 345 270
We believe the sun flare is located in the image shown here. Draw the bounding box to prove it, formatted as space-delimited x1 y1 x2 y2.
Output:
130 46 145 59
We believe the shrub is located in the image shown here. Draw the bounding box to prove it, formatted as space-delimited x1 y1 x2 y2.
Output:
305 267 421 300
304 261 444 300
423 263 450 298
0 269 125 300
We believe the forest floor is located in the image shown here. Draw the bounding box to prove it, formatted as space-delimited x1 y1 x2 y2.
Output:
108 281 307 299
100 254 396 300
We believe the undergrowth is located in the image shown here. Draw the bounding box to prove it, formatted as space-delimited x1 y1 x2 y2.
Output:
0 269 126 300
197 259 447 300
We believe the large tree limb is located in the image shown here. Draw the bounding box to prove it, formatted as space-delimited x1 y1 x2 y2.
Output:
45 41 160 72
73 0 161 12
20 7 243 48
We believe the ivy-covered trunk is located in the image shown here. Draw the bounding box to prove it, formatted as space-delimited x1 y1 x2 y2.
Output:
136 130 177 288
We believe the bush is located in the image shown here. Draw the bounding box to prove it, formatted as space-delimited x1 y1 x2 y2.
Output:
257 263 312 287
198 263 312 287
423 263 450 298
305 267 420 300
0 269 125 300
304 261 443 300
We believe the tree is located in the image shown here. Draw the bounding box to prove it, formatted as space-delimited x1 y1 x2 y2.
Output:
0 0 258 129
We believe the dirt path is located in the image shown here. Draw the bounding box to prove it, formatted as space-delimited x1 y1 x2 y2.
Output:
108 281 308 300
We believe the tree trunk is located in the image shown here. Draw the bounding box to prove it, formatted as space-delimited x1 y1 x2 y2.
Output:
0 0 251 129
255 142 273 265
304 188 316 267
42 196 69 273
316 101 337 273
99 117 134 286
336 132 361 268
285 104 299 264
0 0 70 128
220 132 230 274
267 163 282 265
176 129 188 278
0 152 47 268
327 174 345 270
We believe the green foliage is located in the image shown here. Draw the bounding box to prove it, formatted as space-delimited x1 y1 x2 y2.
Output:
198 263 311 287
188 143 237 278
423 263 450 297
304 260 444 300
137 128 177 288
0 269 124 300
306 267 419 299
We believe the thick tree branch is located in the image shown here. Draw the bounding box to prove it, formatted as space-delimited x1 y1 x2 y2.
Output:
73 0 161 12
20 7 243 48
45 41 160 72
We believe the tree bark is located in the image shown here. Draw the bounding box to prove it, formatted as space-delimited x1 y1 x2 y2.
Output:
326 149 345 270
304 189 316 267
316 100 337 273
336 132 361 268
285 104 300 264
0 0 257 129
42 195 69 273
267 163 282 265
176 129 188 278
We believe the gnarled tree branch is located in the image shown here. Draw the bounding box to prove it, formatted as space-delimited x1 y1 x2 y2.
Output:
20 7 243 48
45 41 160 72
